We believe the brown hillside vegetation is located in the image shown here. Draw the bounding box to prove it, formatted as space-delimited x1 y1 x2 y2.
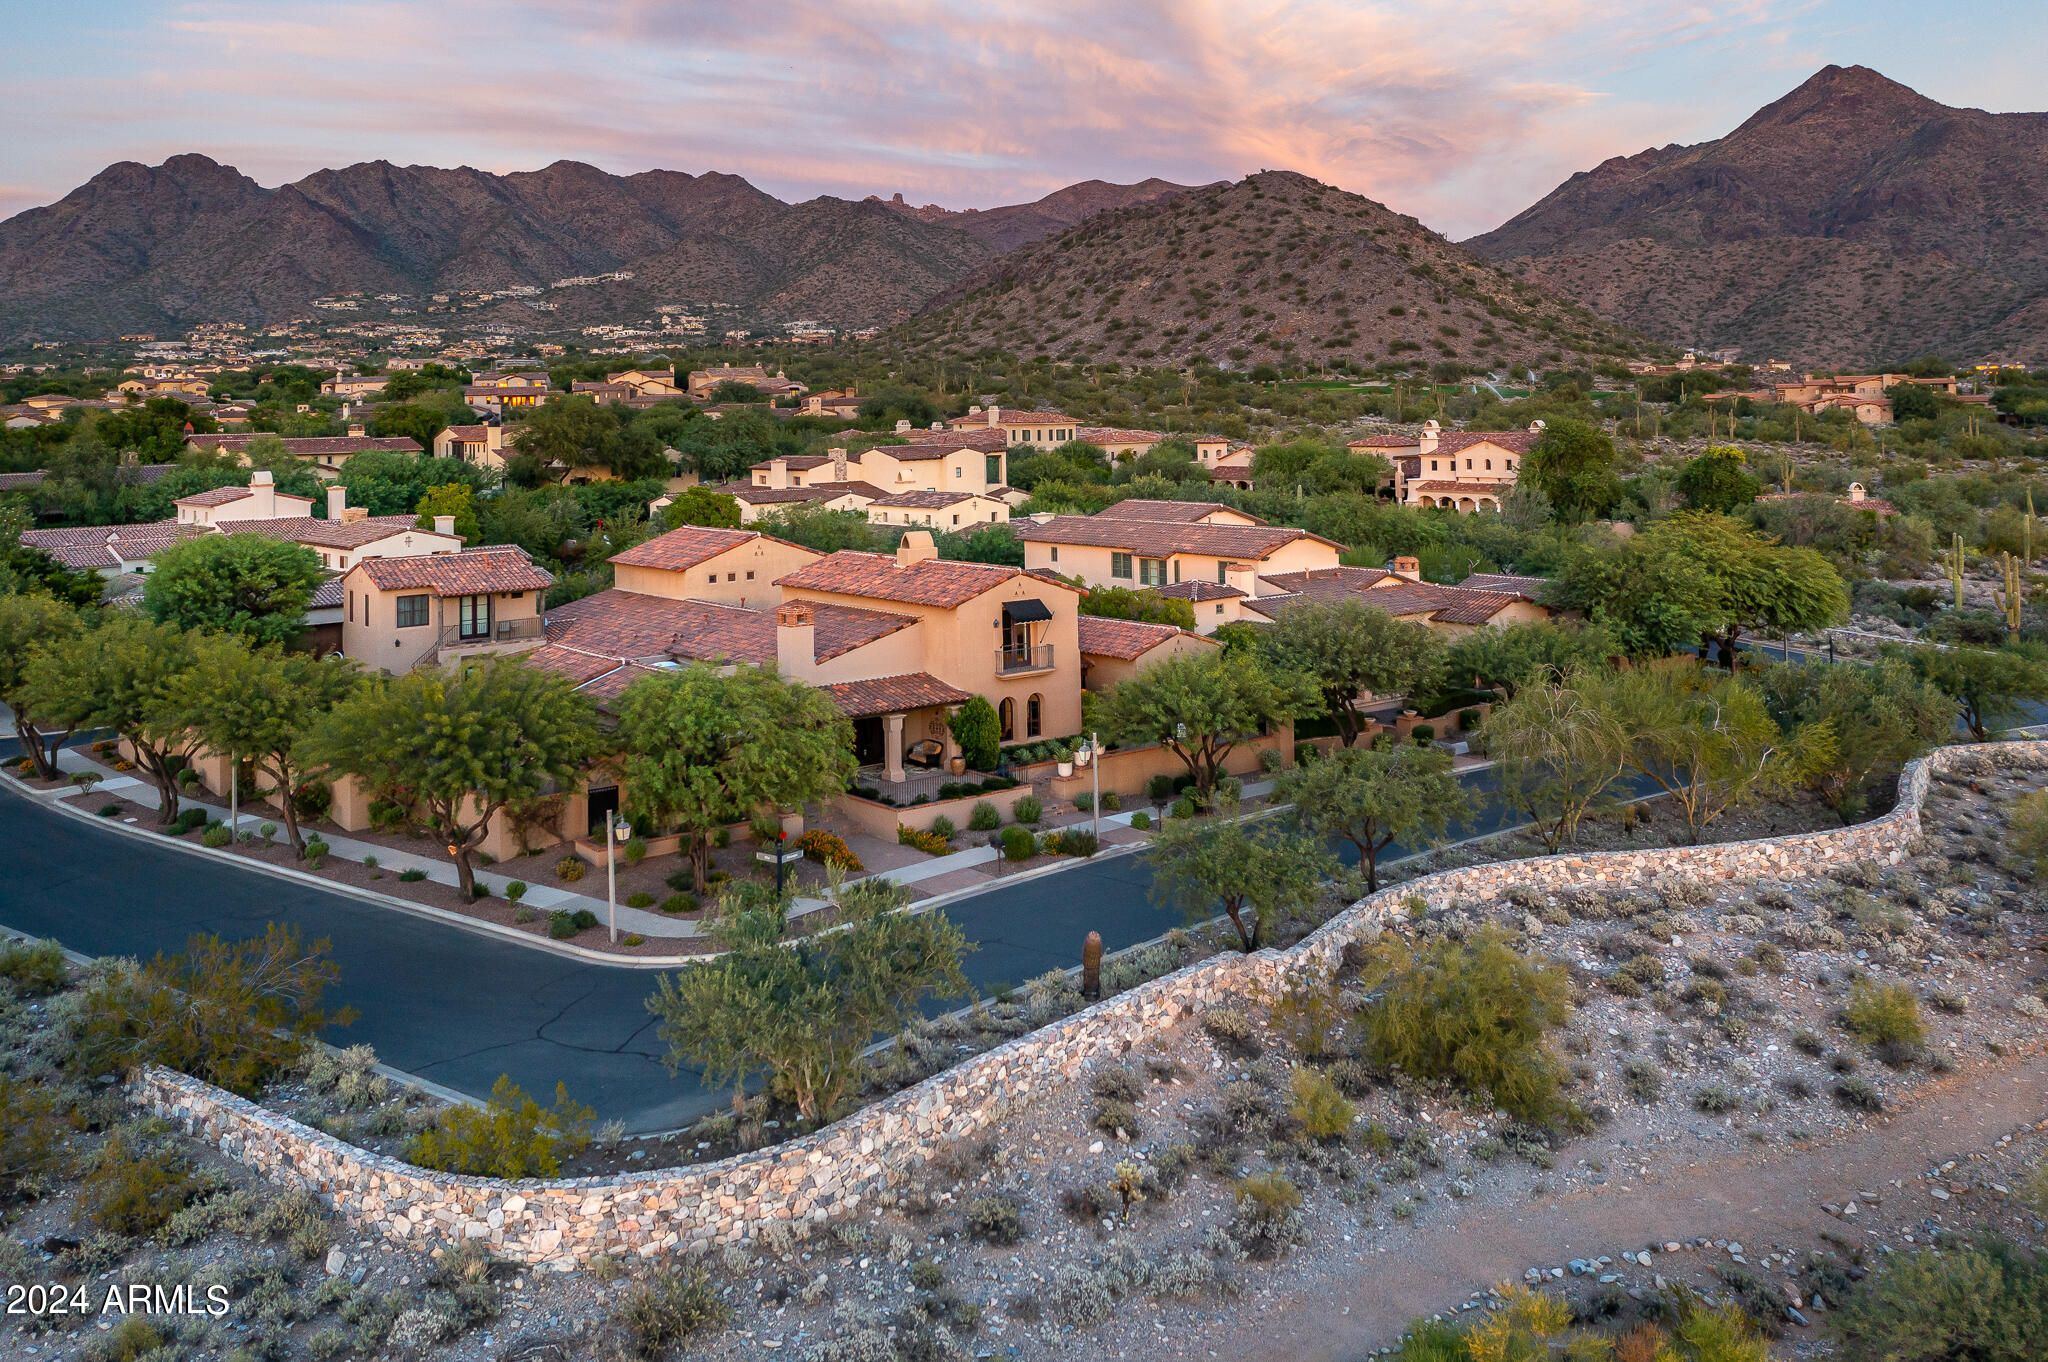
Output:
1469 65 2048 366
886 170 1649 370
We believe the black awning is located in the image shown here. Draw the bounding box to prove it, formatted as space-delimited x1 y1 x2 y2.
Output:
1003 598 1052 623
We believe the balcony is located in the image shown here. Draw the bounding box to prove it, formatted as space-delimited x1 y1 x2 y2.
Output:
438 615 544 651
995 643 1054 675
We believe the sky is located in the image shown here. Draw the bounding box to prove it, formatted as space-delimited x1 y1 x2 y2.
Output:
2 0 2042 240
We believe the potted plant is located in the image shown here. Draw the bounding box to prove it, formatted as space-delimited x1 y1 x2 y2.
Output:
1055 743 1074 778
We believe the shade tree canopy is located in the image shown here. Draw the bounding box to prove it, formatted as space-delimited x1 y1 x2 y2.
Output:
1096 649 1316 797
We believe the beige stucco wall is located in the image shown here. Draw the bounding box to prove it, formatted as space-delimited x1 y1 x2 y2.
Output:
1081 632 1215 692
865 496 1010 530
613 538 818 610
340 581 545 673
1024 535 1339 592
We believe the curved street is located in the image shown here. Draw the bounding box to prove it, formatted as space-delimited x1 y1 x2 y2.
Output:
0 762 1526 1134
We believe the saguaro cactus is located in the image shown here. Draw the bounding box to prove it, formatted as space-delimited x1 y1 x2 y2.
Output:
1082 931 1103 1000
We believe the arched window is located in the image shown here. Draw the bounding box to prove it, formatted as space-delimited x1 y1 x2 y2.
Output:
1027 693 1043 738
999 696 1015 740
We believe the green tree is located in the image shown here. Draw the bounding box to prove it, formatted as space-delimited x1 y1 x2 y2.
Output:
948 695 1001 772
1278 743 1471 892
1675 445 1762 514
511 397 622 479
611 665 856 891
1258 600 1444 746
1899 641 2048 741
1480 672 1629 849
173 635 359 853
0 595 84 779
1884 381 1942 422
370 402 450 451
1830 1239 2047 1362
1075 582 1197 631
1605 661 1834 843
647 878 969 1120
141 534 321 646
303 657 603 895
1440 621 1613 699
21 614 203 823
1651 513 1849 666
1523 418 1618 523
1756 657 1953 820
661 486 742 530
1148 802 1337 951
414 483 480 543
1097 650 1316 797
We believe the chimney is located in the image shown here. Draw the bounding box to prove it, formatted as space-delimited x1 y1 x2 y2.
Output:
828 446 849 481
326 486 346 519
775 601 816 677
347 422 366 438
987 404 1000 424
1848 482 1866 503
896 530 937 567
894 419 912 433
342 506 368 523
1528 419 1546 432
250 469 276 517
1392 556 1422 582
1225 562 1262 599
768 456 789 488
433 515 456 536
967 404 981 416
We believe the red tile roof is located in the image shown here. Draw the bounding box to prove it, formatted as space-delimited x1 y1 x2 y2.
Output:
1076 615 1205 660
19 520 207 569
350 545 552 596
720 480 885 505
778 550 1070 608
1408 481 1513 498
229 514 446 550
187 433 423 458
1076 426 1164 444
1434 430 1539 455
903 427 1009 452
175 485 258 507
818 673 973 718
868 490 984 508
1092 500 1261 525
543 589 915 666
1255 566 1399 600
1153 580 1244 602
1459 572 1550 595
608 525 809 573
1012 516 1341 560
1347 435 1417 449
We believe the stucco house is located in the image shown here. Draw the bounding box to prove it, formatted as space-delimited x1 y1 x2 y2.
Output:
183 431 423 478
1076 615 1215 692
1013 506 1344 596
339 546 554 672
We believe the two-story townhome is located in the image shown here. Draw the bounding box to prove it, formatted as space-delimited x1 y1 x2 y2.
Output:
947 404 1079 450
1240 560 1553 637
800 388 863 420
432 421 508 469
1076 427 1165 460
1075 615 1215 692
229 484 462 572
463 371 557 415
604 524 820 610
865 489 1011 530
170 470 315 528
339 546 554 672
1369 421 1540 512
1014 507 1344 598
320 373 390 398
686 365 805 402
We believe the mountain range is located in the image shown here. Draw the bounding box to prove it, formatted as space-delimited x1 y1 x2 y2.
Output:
887 170 1646 369
0 158 1197 345
1467 65 2048 366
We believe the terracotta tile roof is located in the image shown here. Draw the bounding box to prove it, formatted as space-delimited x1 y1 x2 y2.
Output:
720 480 884 505
542 589 915 666
308 578 346 608
1076 426 1165 444
1153 580 1244 602
175 485 257 507
440 424 492 441
818 673 973 718
868 490 982 508
1012 515 1341 560
19 520 207 569
1248 576 1538 627
230 514 445 550
522 644 622 687
1459 572 1550 594
187 433 422 458
1077 615 1204 660
1347 435 1417 448
1092 500 1260 525
1409 481 1514 497
997 409 1075 426
1256 566 1399 599
350 545 552 596
774 551 1017 607
608 525 804 573
1427 589 1532 625
1333 582 1454 618
903 426 1008 451
1434 430 1538 455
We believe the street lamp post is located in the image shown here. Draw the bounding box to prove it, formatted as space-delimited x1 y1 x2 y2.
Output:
775 828 788 898
1090 729 1100 844
605 809 629 943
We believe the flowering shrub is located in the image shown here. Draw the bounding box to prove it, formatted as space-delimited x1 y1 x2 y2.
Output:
897 825 950 855
797 829 863 872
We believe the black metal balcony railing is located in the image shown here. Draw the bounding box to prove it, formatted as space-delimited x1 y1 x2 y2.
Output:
441 616 545 649
996 643 1054 674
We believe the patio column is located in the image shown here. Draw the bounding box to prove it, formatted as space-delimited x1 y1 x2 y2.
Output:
941 705 962 769
883 711 906 784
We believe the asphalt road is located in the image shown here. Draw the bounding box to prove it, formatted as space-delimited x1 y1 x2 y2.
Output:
0 759 1526 1134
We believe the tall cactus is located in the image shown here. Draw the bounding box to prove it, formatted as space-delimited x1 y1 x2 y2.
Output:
1941 532 1969 609
1996 551 2025 635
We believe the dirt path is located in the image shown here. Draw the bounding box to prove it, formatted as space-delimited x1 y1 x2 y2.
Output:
1199 1045 2048 1362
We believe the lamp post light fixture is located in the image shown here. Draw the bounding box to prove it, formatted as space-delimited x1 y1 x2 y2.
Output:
1090 729 1101 844
606 810 630 943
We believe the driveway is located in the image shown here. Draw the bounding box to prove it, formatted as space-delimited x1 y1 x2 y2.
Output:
0 759 1524 1134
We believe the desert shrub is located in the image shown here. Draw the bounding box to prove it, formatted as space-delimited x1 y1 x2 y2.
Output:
1287 1066 1354 1140
1171 794 1197 819
1272 983 1344 1060
966 800 1002 832
624 892 652 909
1792 1029 1827 1056
80 1129 197 1236
1013 796 1043 825
1093 1100 1140 1137
201 823 231 848
615 1265 730 1357
548 911 581 939
0 938 67 996
399 868 426 882
1622 1058 1664 1103
1042 828 1099 857
1834 1076 1884 1112
897 824 950 855
1842 981 1925 1049
929 815 955 842
798 829 863 871
1750 941 1786 974
1073 793 1093 812
405 1075 593 1178
301 837 330 864
98 803 121 816
965 1194 1024 1245
623 836 647 864
1000 826 1036 861
1353 925 1571 1121
572 908 598 929
1693 1084 1740 1114
1201 1004 1262 1058
1129 811 1151 830
556 856 587 882
0 1073 68 1205
1092 1066 1143 1103
1230 1171 1307 1258
1830 1238 2048 1361
504 881 527 904
69 925 346 1097
909 1258 946 1291
661 894 696 914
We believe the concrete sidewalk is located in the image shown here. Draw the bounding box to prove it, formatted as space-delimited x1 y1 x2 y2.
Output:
38 747 687 938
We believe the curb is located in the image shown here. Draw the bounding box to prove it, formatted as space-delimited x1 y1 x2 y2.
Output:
0 773 694 970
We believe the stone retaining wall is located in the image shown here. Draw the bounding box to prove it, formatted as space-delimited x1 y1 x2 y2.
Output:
131 740 2047 1270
